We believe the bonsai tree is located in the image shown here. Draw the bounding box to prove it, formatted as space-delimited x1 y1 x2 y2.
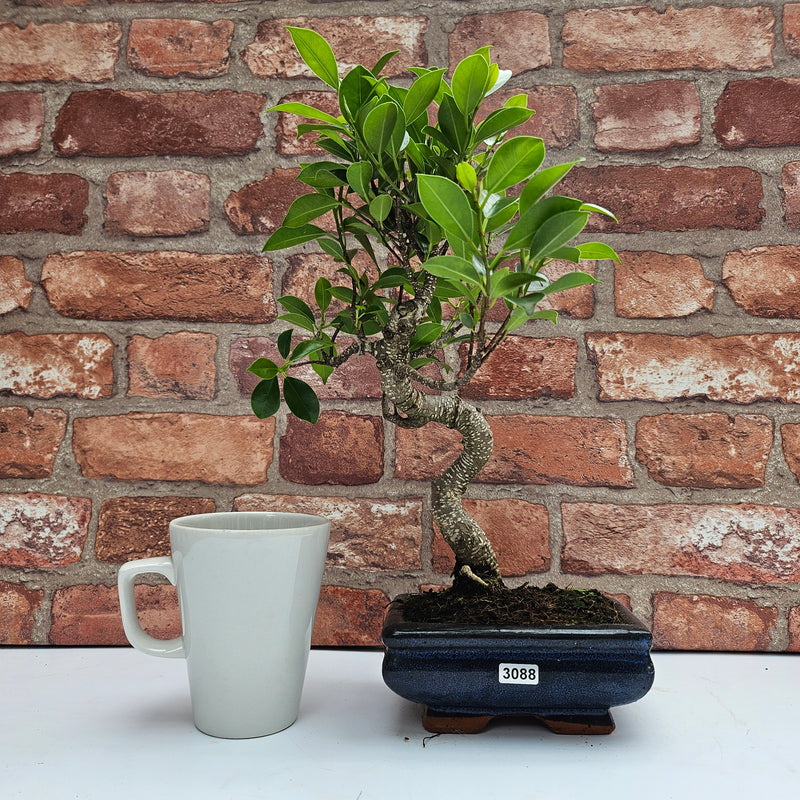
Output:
249 28 618 589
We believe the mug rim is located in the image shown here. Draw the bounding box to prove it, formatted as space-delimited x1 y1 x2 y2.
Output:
169 510 330 533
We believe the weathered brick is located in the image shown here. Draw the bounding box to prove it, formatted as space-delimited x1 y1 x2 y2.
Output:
786 4 800 57
95 495 216 562
275 90 340 156
652 593 775 651
0 581 42 645
635 413 772 488
593 81 701 152
312 585 389 646
432 498 550 577
0 407 67 479
128 332 216 400
0 92 44 156
558 166 764 232
782 162 800 228
778 424 800 483
104 170 210 237
242 17 428 80
0 493 90 568
562 6 774 73
280 412 383 486
0 332 113 400
0 256 33 315
587 333 800 403
714 79 800 148
449 11 550 73
789 606 800 652
723 246 800 317
42 251 275 323
230 337 381 401
0 173 88 235
0 21 121 82
615 251 714 318
234 494 422 571
460 336 577 400
563 503 800 584
53 90 265 157
50 584 180 646
127 18 233 78
73 413 274 485
396 416 634 487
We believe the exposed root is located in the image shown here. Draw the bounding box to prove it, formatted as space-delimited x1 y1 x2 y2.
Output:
458 564 490 588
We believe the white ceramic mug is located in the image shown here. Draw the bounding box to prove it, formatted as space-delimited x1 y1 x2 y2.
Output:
117 511 330 739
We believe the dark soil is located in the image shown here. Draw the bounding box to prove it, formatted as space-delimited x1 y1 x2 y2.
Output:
400 582 627 627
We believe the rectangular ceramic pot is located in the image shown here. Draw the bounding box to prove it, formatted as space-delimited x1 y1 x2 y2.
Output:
381 594 655 734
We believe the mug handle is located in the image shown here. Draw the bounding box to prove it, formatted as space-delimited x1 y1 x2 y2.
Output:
118 557 185 658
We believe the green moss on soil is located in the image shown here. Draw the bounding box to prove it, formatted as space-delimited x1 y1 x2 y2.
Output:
400 583 626 627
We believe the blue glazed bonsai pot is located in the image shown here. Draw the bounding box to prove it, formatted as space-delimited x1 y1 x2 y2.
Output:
381 594 654 734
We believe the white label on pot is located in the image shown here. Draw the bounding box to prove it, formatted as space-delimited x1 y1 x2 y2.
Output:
498 663 539 685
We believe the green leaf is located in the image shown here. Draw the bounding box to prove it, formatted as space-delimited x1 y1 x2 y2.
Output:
251 378 280 419
540 270 600 295
278 313 316 332
369 194 393 222
316 134 355 160
363 101 400 154
504 93 529 108
548 246 582 264
491 269 538 299
339 65 376 121
475 107 535 143
286 27 339 89
456 162 477 192
270 102 342 126
410 321 444 351
278 295 315 322
418 174 476 244
451 53 489 117
347 161 373 202
290 339 326 361
283 376 320 423
459 312 475 330
421 254 483 287
404 68 445 122
372 49 400 76
580 202 618 222
484 136 546 193
277 329 293 359
529 309 559 324
312 362 335 384
503 196 583 252
283 193 340 227
437 93 470 154
519 160 582 212
529 210 591 261
576 242 620 262
298 161 347 188
263 224 325 251
318 237 346 261
314 277 333 312
247 358 280 380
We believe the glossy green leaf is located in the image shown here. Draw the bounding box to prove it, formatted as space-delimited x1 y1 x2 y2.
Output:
369 194 393 222
312 362 335 384
283 376 320 423
580 203 618 222
503 93 529 108
437 93 470 154
270 102 341 125
278 295 315 322
298 161 347 188
540 270 600 295
456 162 477 192
250 377 280 419
286 27 339 89
318 237 346 261
528 211 590 262
363 102 400 154
290 339 326 362
404 68 445 122
484 136 546 193
451 53 489 117
504 196 583 252
575 242 620 262
263 224 325 251
314 277 333 312
519 160 582 212
418 174 476 243
247 358 280 380
339 65 376 121
347 161 373 201
421 254 483 287
277 329 293 359
491 269 537 299
372 49 400 76
283 193 340 227
475 106 534 143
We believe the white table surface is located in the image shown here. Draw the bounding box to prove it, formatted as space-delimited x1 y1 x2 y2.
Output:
1 647 797 800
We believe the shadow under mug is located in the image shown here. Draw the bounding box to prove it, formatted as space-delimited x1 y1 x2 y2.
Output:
118 511 330 739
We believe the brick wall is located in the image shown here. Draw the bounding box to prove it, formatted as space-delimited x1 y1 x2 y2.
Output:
1 1 799 652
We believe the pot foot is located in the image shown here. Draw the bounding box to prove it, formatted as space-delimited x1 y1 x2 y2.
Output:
421 708 615 735
537 711 615 735
422 709 493 734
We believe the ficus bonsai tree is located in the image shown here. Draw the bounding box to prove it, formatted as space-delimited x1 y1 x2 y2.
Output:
249 27 619 589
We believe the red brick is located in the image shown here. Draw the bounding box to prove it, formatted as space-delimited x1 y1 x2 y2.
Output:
563 503 800 584
230 337 381 401
786 4 800 57
127 18 233 78
714 79 800 148
104 170 210 237
395 415 634 487
635 413 772 488
14 0 90 5
0 21 121 82
562 6 774 72
460 336 577 400
128 332 216 400
778 424 800 483
280 412 383 486
723 246 800 316
73 413 275 485
449 11 550 73
789 606 800 652
275 90 340 156
312 585 389 646
558 166 764 232
615 251 713 318
50 584 180 646
0 581 43 645
242 17 428 80
432 498 550 577
0 332 113 400
0 493 90 568
593 81 701 152
0 407 67 479
53 90 265 157
42 251 275 323
95 496 216 562
0 172 88 235
0 256 33 315
234 494 422 571
782 162 800 228
587 333 800 403
0 92 44 156
652 593 775 651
